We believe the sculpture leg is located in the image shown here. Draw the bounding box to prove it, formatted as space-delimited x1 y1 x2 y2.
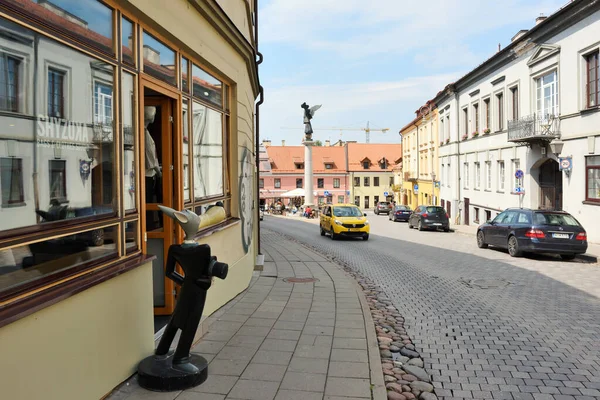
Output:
155 321 178 356
173 290 206 365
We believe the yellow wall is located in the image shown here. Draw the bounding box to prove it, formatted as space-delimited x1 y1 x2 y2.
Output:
0 263 154 400
130 0 258 308
349 172 395 208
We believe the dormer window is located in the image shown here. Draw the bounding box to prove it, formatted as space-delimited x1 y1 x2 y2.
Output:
325 164 332 169
293 157 304 169
323 157 334 170
362 158 371 169
379 158 388 169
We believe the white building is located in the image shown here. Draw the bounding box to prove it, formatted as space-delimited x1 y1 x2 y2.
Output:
438 1 600 242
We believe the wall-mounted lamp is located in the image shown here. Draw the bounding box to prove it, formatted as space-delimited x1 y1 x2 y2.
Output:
549 140 564 156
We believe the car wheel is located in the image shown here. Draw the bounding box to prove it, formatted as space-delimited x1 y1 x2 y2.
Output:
330 228 337 240
418 220 424 231
375 210 378 215
363 234 369 241
408 220 413 229
444 227 450 232
477 231 488 248
90 229 104 247
560 254 576 260
320 226 325 236
507 235 522 257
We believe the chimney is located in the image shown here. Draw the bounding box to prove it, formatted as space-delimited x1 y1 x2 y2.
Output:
536 14 547 25
281 140 285 146
497 43 501 53
325 140 330 147
143 45 161 65
262 139 271 147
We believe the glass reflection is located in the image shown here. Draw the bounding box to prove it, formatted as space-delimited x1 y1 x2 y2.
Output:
0 17 116 233
143 32 176 86
122 72 136 211
122 17 134 65
193 101 223 199
192 64 222 108
183 99 190 202
125 220 138 252
181 57 189 92
0 225 118 295
5 0 114 54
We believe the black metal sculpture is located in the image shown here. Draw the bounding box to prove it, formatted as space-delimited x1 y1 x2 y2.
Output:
301 102 321 141
137 206 228 392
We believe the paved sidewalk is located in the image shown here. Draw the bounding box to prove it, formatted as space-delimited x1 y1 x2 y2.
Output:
108 230 385 400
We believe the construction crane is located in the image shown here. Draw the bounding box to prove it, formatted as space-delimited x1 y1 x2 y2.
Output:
281 121 389 143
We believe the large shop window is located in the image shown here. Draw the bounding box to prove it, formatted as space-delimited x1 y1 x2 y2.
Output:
586 156 600 203
2 0 114 55
0 16 119 300
193 102 224 199
142 31 176 86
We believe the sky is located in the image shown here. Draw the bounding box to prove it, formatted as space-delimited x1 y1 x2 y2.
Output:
258 0 567 146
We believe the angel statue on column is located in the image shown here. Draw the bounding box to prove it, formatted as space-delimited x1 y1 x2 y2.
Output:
301 102 321 141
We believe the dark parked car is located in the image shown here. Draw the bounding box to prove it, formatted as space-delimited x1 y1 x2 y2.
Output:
408 205 450 232
374 201 392 215
476 208 587 259
389 205 412 222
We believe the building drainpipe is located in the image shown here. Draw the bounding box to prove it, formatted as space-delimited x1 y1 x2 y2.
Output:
254 0 264 255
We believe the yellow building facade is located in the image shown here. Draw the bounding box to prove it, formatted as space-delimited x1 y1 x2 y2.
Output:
400 102 440 209
0 1 259 399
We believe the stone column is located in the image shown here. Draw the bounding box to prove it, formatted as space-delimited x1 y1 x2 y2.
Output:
304 140 315 207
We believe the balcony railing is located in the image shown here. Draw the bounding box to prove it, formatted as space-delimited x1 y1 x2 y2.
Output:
507 113 560 144
404 171 417 181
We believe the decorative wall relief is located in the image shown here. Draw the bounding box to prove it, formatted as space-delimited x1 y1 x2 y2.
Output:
79 159 92 184
239 147 253 254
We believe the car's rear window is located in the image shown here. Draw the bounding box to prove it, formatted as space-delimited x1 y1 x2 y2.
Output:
426 207 445 213
533 212 581 227
396 206 410 211
379 202 390 206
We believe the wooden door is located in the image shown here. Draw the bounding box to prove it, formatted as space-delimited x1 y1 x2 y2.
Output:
141 83 181 316
464 197 470 225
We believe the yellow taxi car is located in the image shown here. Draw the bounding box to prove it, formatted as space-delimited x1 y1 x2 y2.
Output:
320 203 370 241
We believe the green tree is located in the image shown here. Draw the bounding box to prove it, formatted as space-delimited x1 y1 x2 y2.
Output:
314 140 323 146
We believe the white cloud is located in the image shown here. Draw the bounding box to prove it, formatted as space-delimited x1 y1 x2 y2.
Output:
260 73 461 145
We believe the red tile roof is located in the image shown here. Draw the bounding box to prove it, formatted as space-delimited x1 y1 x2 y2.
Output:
266 146 347 174
346 143 402 172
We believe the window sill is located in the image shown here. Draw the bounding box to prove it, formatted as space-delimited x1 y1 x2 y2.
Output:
0 253 155 329
582 200 600 206
497 190 505 194
192 217 240 240
580 106 600 115
484 189 492 192
1 202 26 208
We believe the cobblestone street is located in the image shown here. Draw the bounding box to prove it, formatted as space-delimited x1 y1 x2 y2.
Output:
262 215 600 400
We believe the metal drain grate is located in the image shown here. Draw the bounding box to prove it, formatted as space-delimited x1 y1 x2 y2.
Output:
461 278 513 289
283 277 319 283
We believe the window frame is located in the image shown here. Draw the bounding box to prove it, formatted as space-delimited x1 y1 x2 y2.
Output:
317 178 324 189
374 177 379 187
333 178 340 188
483 97 490 131
364 177 370 187
475 162 481 189
259 178 264 189
354 176 360 187
585 51 599 109
509 85 519 120
585 155 600 203
49 159 67 202
296 178 303 188
47 67 66 119
498 160 505 192
464 162 469 189
274 178 281 188
0 157 24 207
0 53 21 113
472 101 479 133
485 161 492 191
495 91 504 131
535 70 559 117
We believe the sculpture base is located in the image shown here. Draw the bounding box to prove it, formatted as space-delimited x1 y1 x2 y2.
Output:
137 351 208 392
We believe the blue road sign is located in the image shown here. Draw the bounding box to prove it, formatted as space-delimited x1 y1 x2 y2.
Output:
515 169 524 179
384 191 388 196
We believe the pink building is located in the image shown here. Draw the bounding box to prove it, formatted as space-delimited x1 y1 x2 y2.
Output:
259 143 349 206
